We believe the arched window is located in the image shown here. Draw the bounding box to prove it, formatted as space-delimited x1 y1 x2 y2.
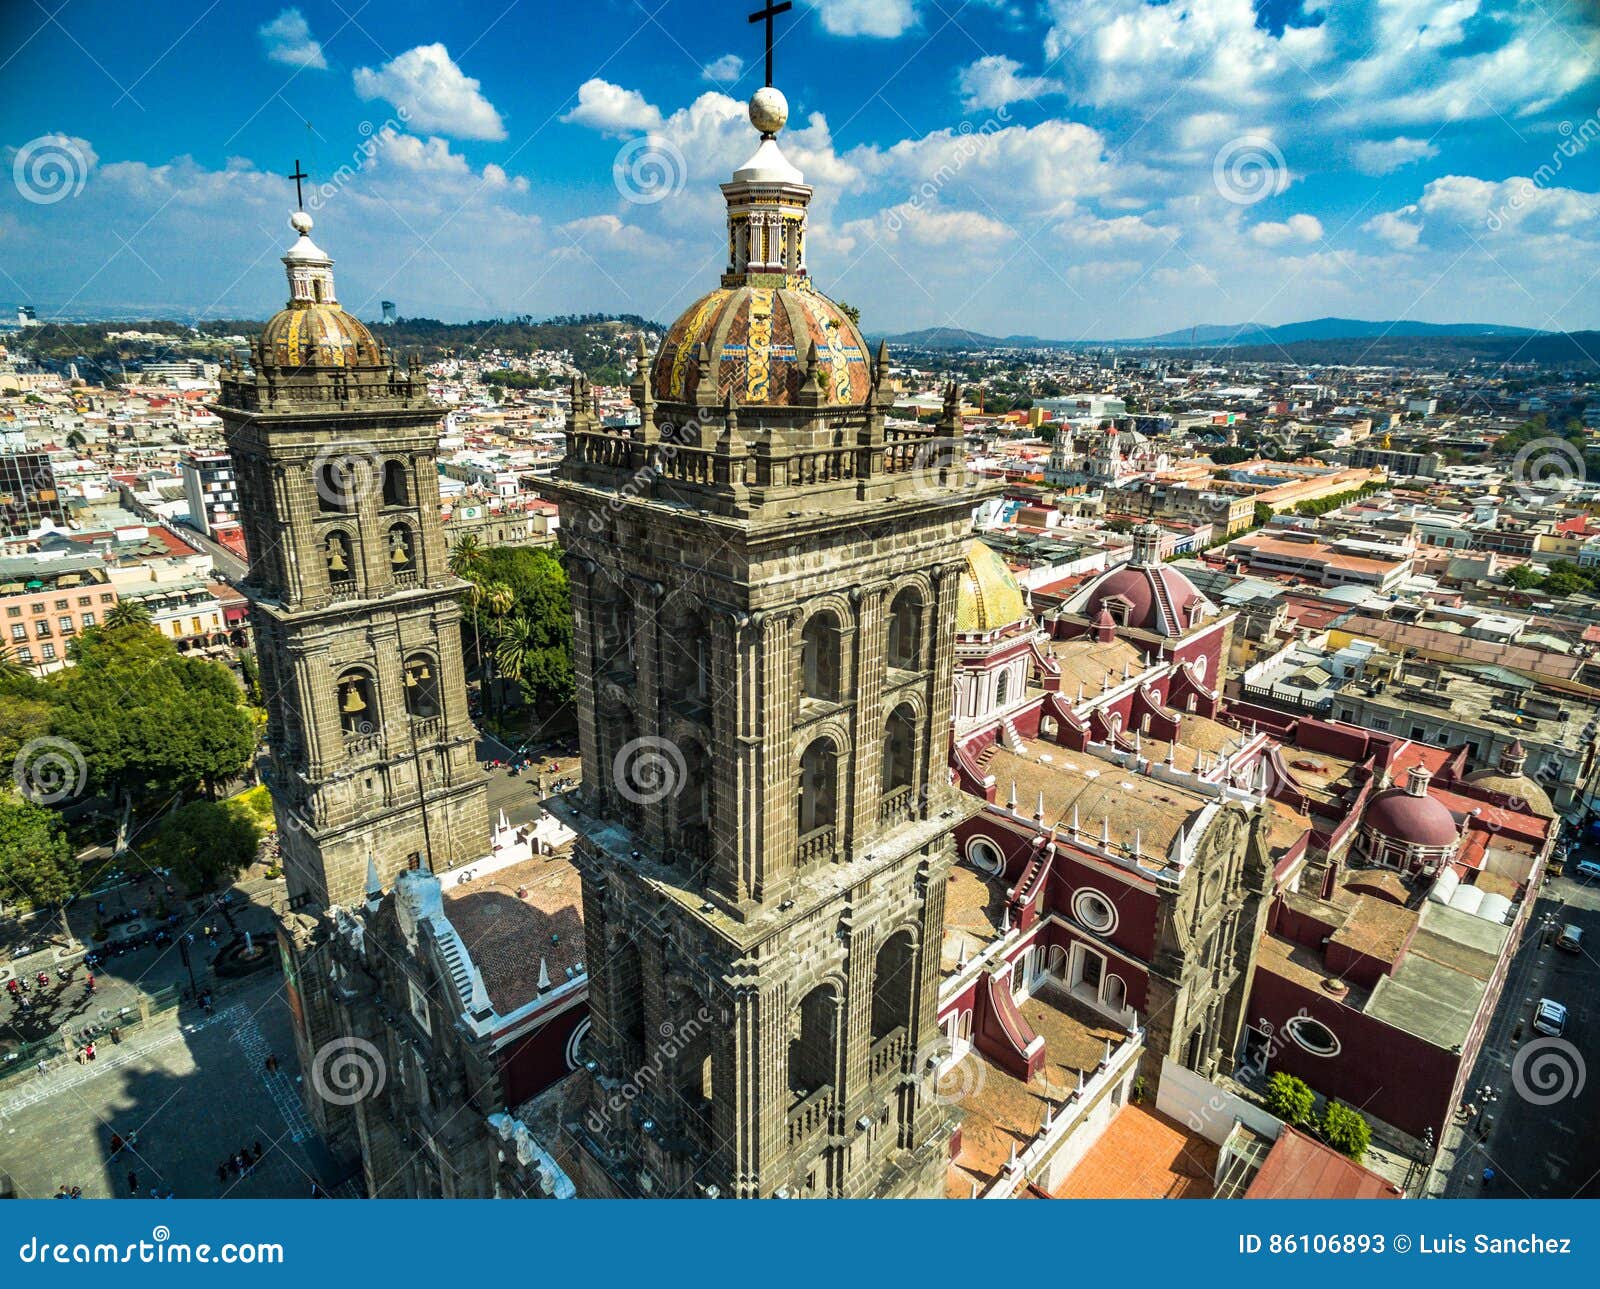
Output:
800 610 842 702
403 654 440 719
798 737 838 836
315 460 356 513
887 588 923 670
882 705 916 794
611 943 646 1074
336 669 378 737
870 931 916 1041
996 670 1010 707
387 523 416 575
789 984 838 1097
324 530 355 586
382 459 410 508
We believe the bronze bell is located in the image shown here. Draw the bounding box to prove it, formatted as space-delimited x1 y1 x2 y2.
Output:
340 683 367 713
326 539 348 573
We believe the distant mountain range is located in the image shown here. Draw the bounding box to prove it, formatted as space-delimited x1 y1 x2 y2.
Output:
880 317 1546 351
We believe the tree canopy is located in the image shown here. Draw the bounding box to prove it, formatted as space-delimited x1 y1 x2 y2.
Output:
0 792 78 915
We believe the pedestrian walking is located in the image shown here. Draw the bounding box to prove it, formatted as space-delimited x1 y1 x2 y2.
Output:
217 1163 228 1186
253 1140 264 1163
110 1132 124 1157
127 1171 138 1196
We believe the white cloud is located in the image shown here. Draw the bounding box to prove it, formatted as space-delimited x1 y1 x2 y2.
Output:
353 44 505 141
258 8 326 70
847 203 1014 248
372 129 528 192
1249 213 1323 246
1363 207 1422 249
561 79 664 137
811 0 917 38
701 54 744 85
957 55 1063 112
1350 136 1439 176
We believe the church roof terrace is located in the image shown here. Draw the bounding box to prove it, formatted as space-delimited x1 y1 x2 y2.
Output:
443 848 585 1016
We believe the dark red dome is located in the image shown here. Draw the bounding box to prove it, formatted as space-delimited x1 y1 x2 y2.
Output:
1081 564 1205 636
1364 788 1460 848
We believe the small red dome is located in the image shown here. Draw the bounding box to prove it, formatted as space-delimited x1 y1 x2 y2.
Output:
1081 564 1204 636
1364 788 1460 848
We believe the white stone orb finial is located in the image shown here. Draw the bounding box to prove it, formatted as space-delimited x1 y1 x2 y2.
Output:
749 86 789 137
290 210 314 236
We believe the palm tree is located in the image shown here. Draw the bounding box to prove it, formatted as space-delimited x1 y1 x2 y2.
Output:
105 600 152 630
450 535 488 683
493 614 535 702
479 580 515 715
0 642 27 683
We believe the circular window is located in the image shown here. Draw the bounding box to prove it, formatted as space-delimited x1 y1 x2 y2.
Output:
965 836 1005 876
1073 888 1118 934
1286 1015 1340 1057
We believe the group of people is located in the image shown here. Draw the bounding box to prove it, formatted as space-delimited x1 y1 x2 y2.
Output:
217 1142 267 1186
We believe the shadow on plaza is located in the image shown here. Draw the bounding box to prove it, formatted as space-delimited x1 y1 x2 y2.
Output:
3 885 353 1200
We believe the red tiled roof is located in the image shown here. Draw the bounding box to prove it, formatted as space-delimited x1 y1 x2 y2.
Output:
1244 1127 1402 1199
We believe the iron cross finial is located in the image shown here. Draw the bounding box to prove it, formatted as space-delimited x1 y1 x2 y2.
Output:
747 0 792 87
289 159 309 210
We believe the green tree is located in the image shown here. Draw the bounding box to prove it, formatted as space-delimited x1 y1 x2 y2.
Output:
50 624 255 847
1318 1100 1371 1161
0 792 78 935
1264 1071 1315 1126
1503 563 1546 590
104 600 152 630
0 642 30 683
146 798 262 892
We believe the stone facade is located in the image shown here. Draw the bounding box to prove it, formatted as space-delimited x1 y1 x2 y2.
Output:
213 213 489 1148
548 97 991 1198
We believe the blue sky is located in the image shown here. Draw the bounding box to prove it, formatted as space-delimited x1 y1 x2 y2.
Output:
1 0 1597 337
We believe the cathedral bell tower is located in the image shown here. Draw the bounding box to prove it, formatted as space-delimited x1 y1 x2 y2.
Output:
551 77 988 1198
214 209 488 913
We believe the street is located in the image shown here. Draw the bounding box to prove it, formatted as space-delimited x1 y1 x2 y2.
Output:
1438 868 1600 1198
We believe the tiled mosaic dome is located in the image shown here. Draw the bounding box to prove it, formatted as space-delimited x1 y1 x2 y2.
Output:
652 283 871 407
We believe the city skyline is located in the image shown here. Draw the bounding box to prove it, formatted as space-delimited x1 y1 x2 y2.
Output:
2 0 1597 335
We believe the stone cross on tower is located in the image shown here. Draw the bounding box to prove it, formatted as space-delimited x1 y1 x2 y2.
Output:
748 0 792 86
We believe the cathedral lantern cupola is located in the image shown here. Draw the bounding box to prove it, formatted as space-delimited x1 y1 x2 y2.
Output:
722 87 810 283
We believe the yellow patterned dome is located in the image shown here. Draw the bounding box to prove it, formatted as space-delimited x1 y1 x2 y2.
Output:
257 210 384 370
652 283 870 406
958 540 1029 633
260 302 383 369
